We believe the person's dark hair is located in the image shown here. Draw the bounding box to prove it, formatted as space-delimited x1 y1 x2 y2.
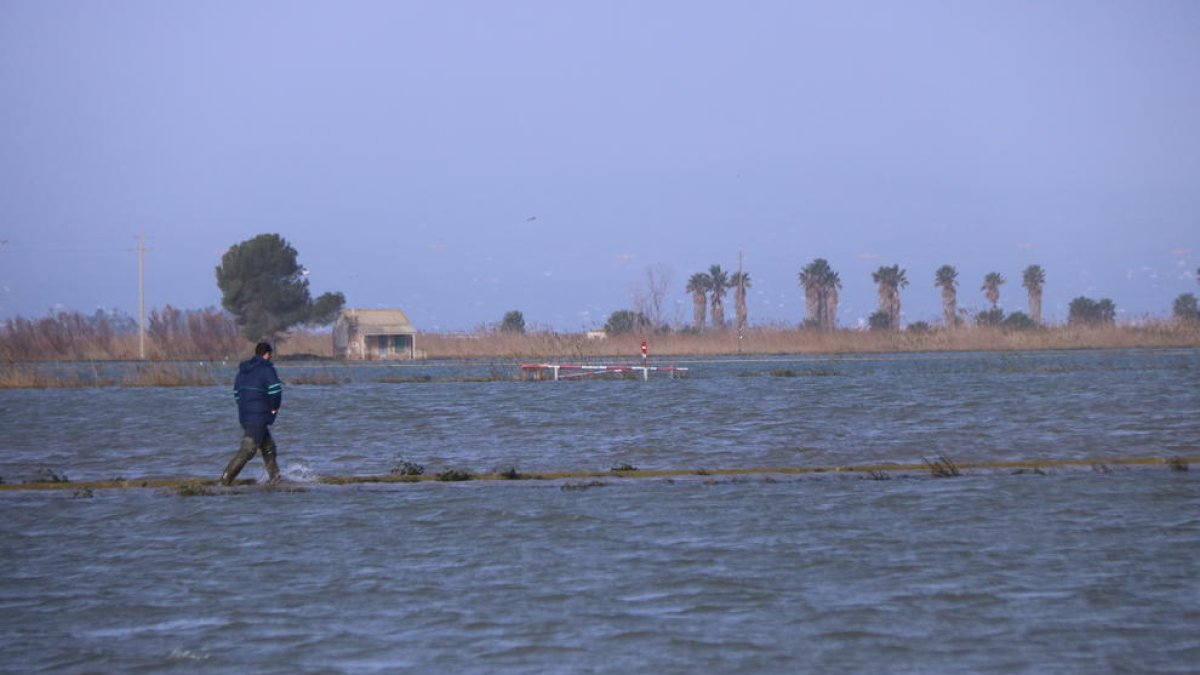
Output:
255 342 273 357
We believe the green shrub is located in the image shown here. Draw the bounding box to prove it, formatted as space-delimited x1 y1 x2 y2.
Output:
975 308 1005 327
1002 311 1036 331
868 311 892 331
1068 297 1116 327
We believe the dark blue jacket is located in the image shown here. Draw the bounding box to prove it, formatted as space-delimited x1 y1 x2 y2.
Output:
234 355 282 426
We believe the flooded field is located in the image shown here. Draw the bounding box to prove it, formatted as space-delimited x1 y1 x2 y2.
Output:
1 349 1198 672
4 349 1199 481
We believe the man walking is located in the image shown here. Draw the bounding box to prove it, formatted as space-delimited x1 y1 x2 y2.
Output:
221 342 283 485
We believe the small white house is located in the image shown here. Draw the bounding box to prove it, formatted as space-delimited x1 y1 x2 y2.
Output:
333 309 417 360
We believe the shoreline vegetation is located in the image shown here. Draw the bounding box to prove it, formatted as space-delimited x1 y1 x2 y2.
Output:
1 320 1198 388
415 323 1200 358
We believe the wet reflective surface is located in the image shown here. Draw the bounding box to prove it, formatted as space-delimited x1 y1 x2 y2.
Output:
3 349 1198 482
1 349 1198 672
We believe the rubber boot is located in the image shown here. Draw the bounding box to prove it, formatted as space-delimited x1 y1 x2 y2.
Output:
261 434 280 484
220 436 258 486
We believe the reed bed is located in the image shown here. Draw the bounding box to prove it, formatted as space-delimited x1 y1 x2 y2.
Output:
6 307 1199 364
2 319 1197 390
0 331 334 363
0 308 248 361
418 323 1200 360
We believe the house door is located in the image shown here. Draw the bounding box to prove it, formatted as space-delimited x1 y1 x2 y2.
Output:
378 335 389 357
394 334 412 358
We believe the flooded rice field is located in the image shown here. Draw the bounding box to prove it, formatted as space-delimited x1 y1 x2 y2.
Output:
2 349 1198 672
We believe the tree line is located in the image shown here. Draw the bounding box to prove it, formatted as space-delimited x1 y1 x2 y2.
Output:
224 236 1197 335
6 231 1199 355
681 260 1200 332
686 264 751 332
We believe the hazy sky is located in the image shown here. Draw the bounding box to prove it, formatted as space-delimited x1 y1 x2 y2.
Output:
2 1 1197 331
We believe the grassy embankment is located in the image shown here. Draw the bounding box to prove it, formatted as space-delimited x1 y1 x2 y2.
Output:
2 323 1198 388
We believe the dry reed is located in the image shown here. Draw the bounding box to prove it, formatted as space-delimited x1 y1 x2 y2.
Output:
3 310 1198 367
0 307 337 363
2 308 248 361
415 323 1200 360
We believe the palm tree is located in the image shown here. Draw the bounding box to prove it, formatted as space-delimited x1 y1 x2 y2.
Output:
798 258 841 330
802 275 819 325
982 272 1006 309
685 272 711 330
730 271 751 332
709 265 729 328
1022 265 1046 325
871 264 909 330
934 265 959 328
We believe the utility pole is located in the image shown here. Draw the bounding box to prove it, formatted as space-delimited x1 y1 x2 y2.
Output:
137 235 146 360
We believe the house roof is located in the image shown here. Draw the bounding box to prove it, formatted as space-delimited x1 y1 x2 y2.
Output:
338 309 416 334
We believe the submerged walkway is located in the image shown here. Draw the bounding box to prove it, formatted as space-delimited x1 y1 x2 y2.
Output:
1 455 1193 492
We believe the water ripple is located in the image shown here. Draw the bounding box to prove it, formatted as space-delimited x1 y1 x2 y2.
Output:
2 351 1198 672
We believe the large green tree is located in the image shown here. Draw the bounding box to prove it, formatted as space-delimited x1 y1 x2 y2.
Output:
216 234 345 341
